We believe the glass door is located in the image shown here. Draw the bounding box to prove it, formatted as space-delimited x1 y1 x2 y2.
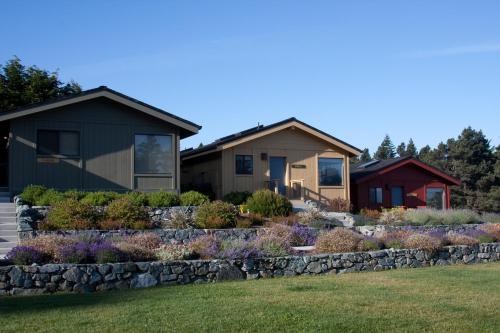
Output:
269 157 286 195
391 186 404 207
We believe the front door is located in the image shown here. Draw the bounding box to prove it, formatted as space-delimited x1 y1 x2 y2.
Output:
391 186 404 207
269 157 286 195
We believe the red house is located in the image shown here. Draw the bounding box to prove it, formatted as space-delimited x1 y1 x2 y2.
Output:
350 157 461 210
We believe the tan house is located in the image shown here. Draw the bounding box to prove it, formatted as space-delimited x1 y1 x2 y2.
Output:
181 118 361 203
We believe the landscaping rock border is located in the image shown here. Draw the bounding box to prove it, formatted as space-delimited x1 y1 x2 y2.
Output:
1 242 498 296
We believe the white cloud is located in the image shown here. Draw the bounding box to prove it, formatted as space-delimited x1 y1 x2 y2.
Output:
402 43 500 58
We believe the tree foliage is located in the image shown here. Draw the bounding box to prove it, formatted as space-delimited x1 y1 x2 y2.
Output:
374 135 396 160
416 127 498 212
0 57 81 111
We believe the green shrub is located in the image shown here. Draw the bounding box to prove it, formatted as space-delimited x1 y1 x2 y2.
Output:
246 189 292 217
81 191 121 206
63 189 86 201
106 196 149 226
122 191 148 206
180 191 210 206
147 191 180 207
43 199 101 230
404 209 481 226
35 189 65 206
194 201 237 229
480 213 500 224
223 191 252 205
19 185 47 205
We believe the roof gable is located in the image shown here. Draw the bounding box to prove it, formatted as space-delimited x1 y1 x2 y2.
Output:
182 117 361 160
0 86 201 138
351 157 461 185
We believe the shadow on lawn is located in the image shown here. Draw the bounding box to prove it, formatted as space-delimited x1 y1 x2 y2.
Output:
0 287 165 315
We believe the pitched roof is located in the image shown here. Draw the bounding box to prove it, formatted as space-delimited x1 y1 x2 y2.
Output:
181 117 362 159
350 156 461 185
0 86 201 138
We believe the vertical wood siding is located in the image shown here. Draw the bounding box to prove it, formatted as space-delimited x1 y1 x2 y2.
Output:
9 97 180 193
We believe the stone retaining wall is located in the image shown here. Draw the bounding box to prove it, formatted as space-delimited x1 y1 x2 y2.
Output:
19 224 486 244
1 242 498 296
354 224 483 237
20 228 262 244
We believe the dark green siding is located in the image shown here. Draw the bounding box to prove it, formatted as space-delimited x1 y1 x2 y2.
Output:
9 97 180 193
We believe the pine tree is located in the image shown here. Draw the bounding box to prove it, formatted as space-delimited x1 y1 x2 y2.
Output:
374 135 396 160
406 138 417 157
396 142 406 157
0 57 81 111
359 148 371 163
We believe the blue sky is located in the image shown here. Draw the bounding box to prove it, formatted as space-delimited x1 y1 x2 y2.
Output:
1 1 499 153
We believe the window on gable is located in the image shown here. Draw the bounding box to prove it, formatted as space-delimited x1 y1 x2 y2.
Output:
37 130 80 156
318 158 343 186
235 154 253 175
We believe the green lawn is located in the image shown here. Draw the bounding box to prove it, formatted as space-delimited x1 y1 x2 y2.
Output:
1 263 499 333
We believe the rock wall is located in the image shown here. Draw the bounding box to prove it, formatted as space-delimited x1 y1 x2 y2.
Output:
355 224 483 237
1 242 498 296
20 228 261 244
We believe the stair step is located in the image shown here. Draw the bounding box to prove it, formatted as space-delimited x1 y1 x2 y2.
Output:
0 236 18 241
0 224 16 231
0 212 16 217
0 241 17 248
0 218 16 224
0 229 17 235
0 198 11 203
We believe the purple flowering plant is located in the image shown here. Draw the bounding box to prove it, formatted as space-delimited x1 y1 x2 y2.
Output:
6 246 46 265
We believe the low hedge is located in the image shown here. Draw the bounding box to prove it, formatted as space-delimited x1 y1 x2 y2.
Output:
246 189 292 217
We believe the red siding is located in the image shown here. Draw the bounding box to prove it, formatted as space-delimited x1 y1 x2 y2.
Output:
351 164 452 210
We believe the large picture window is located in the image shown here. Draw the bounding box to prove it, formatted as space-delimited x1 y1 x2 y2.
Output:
318 158 343 186
37 130 80 156
235 154 253 175
134 134 172 174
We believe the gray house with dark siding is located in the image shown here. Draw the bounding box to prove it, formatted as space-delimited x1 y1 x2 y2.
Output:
0 86 200 194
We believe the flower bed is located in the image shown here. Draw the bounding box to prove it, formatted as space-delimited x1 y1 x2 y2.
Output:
1 242 498 296
9 223 500 266
356 207 499 226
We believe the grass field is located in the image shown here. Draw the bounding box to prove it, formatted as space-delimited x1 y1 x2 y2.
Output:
1 263 499 333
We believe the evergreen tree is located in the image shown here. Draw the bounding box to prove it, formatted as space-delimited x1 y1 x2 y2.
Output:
406 138 417 157
0 57 81 111
396 142 406 157
359 148 371 163
446 127 495 210
374 135 396 160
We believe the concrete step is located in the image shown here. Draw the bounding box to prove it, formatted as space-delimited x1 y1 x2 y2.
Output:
0 230 17 239
0 212 16 217
0 236 17 242
0 224 16 231
0 217 16 224
0 198 11 203
0 208 16 214
0 240 17 248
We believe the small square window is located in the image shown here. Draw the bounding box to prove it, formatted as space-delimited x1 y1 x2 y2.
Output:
37 130 80 156
235 155 253 175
